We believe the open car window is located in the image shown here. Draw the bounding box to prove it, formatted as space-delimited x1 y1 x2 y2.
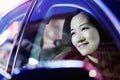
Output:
14 1 120 79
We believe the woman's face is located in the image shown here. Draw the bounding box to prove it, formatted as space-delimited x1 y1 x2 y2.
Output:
70 13 100 56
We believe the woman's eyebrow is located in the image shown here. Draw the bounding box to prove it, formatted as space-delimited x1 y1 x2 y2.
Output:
79 23 88 27
70 23 89 31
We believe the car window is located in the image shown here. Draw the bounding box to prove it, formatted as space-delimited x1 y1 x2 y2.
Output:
14 1 120 80
14 3 120 78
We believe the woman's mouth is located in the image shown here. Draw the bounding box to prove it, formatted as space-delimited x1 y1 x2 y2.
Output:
77 42 89 49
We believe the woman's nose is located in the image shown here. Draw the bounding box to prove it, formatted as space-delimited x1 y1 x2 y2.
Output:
76 35 85 43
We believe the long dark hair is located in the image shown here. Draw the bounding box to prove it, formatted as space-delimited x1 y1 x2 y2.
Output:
62 10 120 79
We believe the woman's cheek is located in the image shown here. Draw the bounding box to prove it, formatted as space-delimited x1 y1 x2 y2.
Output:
71 37 76 46
83 31 93 40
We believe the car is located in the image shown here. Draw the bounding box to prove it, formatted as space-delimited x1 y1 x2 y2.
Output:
0 0 120 80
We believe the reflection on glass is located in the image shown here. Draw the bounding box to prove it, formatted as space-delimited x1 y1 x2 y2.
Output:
0 21 20 70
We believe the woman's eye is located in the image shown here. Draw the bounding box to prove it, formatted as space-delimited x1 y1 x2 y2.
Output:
81 27 89 31
71 32 75 35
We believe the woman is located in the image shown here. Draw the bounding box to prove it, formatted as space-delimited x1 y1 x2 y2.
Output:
61 11 120 80
70 12 100 63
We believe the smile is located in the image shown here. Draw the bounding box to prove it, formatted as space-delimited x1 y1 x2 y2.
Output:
77 42 89 49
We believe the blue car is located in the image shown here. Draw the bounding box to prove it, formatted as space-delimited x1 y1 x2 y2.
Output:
0 0 120 80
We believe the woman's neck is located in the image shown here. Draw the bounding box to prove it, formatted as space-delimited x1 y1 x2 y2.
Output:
87 55 98 64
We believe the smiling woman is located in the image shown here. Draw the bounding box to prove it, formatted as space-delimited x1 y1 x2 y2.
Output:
60 10 120 80
70 12 100 59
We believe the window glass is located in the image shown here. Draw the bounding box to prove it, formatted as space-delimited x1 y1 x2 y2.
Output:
15 6 120 80
0 1 31 73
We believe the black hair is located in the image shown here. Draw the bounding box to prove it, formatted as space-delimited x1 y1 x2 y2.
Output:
62 10 115 47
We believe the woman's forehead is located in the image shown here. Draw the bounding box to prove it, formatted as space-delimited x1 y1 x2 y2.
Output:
71 13 89 28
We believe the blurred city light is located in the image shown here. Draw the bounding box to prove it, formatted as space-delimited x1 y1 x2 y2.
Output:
28 58 39 65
